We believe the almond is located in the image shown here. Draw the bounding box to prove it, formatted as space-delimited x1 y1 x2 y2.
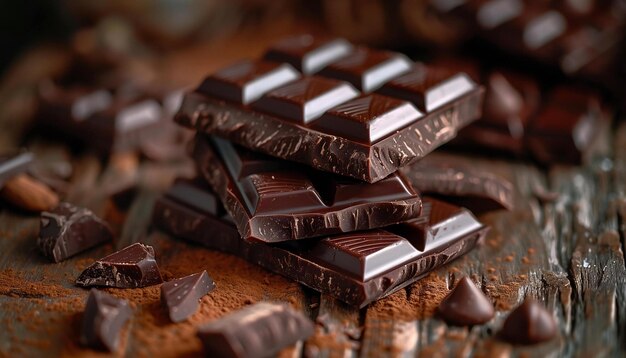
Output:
1 174 59 212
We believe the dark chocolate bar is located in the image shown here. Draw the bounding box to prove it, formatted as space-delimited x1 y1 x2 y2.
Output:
152 178 487 307
196 302 314 358
36 83 174 154
175 35 484 182
400 156 514 212
192 135 422 242
0 151 34 188
81 289 132 352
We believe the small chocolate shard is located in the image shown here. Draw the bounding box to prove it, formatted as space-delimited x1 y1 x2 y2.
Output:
161 271 216 323
437 277 495 326
197 302 314 358
499 298 557 345
76 243 163 288
81 289 132 352
38 202 113 262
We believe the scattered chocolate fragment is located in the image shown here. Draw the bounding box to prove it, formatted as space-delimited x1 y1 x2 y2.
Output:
176 35 484 182
38 202 113 262
196 302 314 358
76 243 163 288
193 135 422 242
80 289 132 352
437 277 495 326
499 298 557 345
161 271 216 323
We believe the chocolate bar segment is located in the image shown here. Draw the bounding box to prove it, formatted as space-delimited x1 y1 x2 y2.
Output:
196 302 314 358
152 180 486 307
263 35 353 74
81 289 132 352
38 202 114 262
193 135 422 242
175 36 484 183
0 151 34 187
76 243 163 288
161 271 216 323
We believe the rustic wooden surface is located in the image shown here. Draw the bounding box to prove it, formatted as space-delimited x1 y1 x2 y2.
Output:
1 31 625 357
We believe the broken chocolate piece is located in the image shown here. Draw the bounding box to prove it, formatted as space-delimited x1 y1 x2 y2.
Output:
76 243 163 288
153 177 487 307
193 135 422 242
437 277 495 325
0 151 34 188
38 202 113 262
176 36 484 183
161 271 216 323
499 298 557 345
196 302 314 358
80 289 132 352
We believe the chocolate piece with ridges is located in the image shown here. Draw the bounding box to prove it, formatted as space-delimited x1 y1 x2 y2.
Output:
401 157 514 212
197 302 314 358
38 202 113 262
153 182 487 307
197 60 300 105
193 135 422 242
80 289 132 352
161 271 216 323
499 298 557 344
0 151 34 187
76 243 163 288
263 35 353 74
437 277 495 325
175 36 484 183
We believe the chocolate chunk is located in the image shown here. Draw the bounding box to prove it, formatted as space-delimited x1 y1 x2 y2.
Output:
161 271 216 323
193 135 422 242
153 177 487 307
263 35 353 74
401 156 514 212
80 289 132 352
0 151 34 188
437 277 495 325
175 36 484 183
76 243 163 288
196 302 314 357
38 202 114 263
499 298 557 344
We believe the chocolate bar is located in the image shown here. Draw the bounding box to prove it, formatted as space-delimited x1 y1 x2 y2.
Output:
196 302 314 357
175 35 484 182
192 135 422 242
36 83 174 154
152 178 487 307
0 151 34 188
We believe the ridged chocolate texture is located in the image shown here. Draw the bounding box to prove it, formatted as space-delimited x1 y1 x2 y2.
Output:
152 180 487 307
81 289 132 352
263 35 353 74
76 243 163 288
196 302 314 358
36 85 168 154
192 135 422 242
161 271 216 323
400 156 514 212
38 202 114 263
0 151 33 187
175 36 484 182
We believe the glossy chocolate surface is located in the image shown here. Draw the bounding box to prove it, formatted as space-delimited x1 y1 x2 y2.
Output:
193 135 422 242
197 302 314 358
38 202 114 263
76 243 163 288
438 277 495 325
263 35 353 74
161 271 216 323
152 179 487 307
176 36 484 182
499 298 557 344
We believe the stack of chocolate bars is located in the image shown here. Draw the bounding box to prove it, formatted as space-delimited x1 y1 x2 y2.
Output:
152 35 512 307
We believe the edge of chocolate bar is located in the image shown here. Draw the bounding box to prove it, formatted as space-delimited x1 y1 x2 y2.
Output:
175 86 483 183
192 135 423 242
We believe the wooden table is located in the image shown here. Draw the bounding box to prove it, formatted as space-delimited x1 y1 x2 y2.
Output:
1 33 625 358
